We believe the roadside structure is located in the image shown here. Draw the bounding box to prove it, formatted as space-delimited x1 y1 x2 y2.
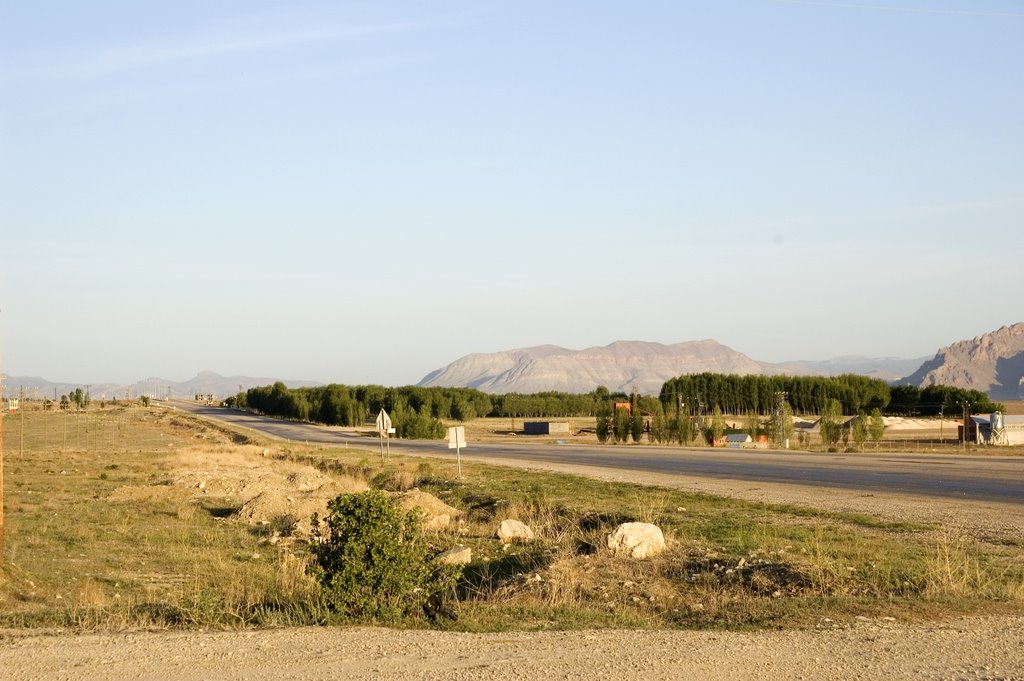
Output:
524 421 571 436
962 412 1024 445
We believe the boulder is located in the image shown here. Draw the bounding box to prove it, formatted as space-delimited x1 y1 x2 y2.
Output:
497 519 535 543
606 522 666 559
436 545 472 566
393 489 459 532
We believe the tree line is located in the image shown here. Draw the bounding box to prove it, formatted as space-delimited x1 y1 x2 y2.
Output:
228 383 630 439
228 375 1003 440
658 373 1001 417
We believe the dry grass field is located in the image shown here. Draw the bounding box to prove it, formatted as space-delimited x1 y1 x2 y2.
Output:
1 403 1022 633
1001 400 1024 415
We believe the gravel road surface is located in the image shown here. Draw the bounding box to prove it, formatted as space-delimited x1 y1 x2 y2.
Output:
3 617 1022 680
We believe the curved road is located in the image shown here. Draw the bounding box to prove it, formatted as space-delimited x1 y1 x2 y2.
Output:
161 401 1024 506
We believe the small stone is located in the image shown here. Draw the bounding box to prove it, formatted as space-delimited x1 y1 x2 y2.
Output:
497 519 535 543
437 546 472 566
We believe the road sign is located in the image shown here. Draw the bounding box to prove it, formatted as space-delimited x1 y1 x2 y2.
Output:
376 410 393 462
447 426 467 479
447 426 466 449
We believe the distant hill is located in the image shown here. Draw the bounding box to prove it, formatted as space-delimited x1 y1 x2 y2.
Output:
0 371 319 401
785 356 929 382
900 323 1024 400
418 340 818 395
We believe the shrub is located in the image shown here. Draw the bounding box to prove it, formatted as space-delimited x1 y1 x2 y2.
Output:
308 491 460 622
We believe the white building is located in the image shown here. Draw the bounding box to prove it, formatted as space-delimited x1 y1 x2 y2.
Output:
965 413 1024 446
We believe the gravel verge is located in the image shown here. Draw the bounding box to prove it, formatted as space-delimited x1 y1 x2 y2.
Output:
2 618 1022 680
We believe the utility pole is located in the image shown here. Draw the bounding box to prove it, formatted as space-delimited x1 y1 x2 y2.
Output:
961 400 971 450
1 341 5 565
939 405 944 445
20 386 25 458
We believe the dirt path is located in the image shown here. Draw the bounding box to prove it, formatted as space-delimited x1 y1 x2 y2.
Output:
3 617 1022 680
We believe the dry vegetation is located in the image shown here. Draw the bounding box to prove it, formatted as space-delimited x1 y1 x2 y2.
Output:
1 404 1022 632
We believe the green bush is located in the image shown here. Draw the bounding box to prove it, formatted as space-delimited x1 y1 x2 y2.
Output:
308 491 460 622
395 411 445 439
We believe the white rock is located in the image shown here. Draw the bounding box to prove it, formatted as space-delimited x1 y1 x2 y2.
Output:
437 546 472 566
497 519 535 543
606 522 666 559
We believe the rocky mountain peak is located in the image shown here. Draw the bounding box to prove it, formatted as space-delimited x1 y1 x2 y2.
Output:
900 323 1024 400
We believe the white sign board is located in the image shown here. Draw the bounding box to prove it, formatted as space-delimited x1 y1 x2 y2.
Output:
447 426 467 479
447 426 466 449
375 409 392 433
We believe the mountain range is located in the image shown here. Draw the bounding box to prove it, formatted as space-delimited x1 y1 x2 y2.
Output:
5 323 1022 400
899 323 1024 400
417 340 927 395
418 324 1024 397
0 371 319 402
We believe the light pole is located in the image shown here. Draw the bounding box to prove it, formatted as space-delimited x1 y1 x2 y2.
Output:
1 333 5 565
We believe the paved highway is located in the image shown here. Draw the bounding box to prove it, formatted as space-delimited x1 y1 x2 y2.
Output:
162 401 1024 505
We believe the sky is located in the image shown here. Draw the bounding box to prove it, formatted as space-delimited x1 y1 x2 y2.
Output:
1 0 1022 386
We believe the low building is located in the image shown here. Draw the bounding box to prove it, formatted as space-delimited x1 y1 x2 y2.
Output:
723 433 752 448
961 413 1024 445
524 421 571 436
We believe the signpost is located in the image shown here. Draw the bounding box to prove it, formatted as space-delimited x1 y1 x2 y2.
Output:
1 346 5 565
447 425 467 479
375 409 393 462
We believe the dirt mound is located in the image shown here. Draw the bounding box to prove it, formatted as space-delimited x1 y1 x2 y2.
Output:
238 478 367 536
107 444 367 536
882 416 962 430
392 489 460 532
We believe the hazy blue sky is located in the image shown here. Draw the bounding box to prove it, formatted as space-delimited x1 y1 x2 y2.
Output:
2 1 1022 386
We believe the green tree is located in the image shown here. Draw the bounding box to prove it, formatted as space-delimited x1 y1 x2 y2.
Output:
869 408 885 448
629 406 645 443
708 406 725 445
743 411 760 439
819 398 843 451
613 407 631 443
852 412 868 451
674 410 693 445
596 414 612 443
308 491 460 622
649 404 668 443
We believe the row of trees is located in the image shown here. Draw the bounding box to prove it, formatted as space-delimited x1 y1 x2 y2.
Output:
596 400 799 448
230 383 623 439
232 374 1004 441
659 373 892 416
887 384 1001 417
659 373 1002 417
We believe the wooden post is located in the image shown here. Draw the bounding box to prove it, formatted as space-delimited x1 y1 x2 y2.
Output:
1 358 5 565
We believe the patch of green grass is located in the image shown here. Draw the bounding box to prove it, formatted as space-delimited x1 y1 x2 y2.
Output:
2 407 1022 633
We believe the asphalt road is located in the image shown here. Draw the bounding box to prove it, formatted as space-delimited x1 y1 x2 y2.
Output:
162 401 1024 506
